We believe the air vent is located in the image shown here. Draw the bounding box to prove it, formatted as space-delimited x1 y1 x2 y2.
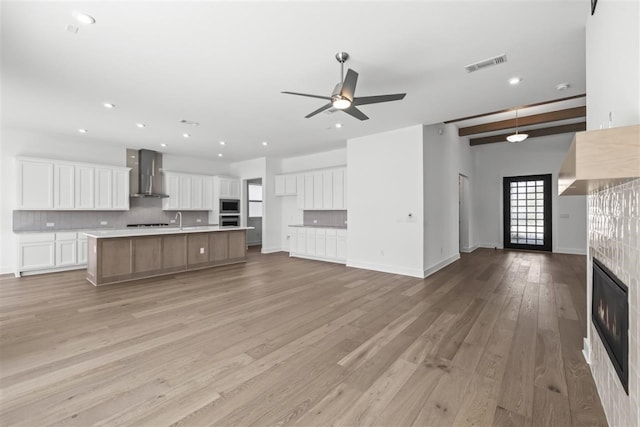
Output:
465 54 507 73
179 119 200 126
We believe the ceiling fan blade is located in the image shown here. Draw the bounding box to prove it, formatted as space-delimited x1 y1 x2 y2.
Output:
343 106 369 121
281 91 332 101
305 103 333 118
353 93 406 106
340 69 359 100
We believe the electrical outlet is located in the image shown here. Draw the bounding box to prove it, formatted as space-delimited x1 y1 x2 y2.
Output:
170 219 176 223
200 247 205 254
196 218 202 223
100 221 108 225
313 219 318 224
46 222 55 227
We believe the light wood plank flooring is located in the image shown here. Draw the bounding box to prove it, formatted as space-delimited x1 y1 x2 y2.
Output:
0 248 608 426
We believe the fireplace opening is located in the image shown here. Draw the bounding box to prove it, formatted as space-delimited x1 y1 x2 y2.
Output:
592 258 629 394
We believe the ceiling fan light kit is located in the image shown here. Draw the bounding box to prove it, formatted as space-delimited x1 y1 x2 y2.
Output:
506 109 528 143
282 52 406 121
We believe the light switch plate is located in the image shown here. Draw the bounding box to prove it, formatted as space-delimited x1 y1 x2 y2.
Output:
46 222 55 227
100 221 108 225
200 247 205 254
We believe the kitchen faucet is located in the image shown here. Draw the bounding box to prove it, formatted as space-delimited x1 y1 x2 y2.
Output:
175 211 182 229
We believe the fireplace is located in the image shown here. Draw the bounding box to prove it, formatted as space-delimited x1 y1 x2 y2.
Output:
592 258 629 394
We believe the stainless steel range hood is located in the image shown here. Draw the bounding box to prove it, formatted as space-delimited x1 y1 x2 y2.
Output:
127 148 169 198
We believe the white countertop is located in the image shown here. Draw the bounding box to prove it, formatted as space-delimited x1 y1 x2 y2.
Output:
84 226 253 239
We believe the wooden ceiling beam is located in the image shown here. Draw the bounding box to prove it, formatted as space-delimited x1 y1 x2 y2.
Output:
444 94 586 124
469 122 586 146
458 106 586 136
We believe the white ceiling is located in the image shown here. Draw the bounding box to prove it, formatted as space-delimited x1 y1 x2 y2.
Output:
1 1 588 162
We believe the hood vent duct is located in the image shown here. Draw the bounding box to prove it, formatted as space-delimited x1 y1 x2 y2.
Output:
127 148 169 198
465 53 507 73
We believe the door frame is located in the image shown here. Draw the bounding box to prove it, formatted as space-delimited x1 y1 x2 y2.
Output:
502 174 552 252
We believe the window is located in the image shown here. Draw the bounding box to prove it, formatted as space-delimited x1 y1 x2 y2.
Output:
503 174 552 252
248 183 262 218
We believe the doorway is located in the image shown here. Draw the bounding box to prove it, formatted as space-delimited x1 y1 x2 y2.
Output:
458 174 470 252
503 174 552 252
246 178 262 246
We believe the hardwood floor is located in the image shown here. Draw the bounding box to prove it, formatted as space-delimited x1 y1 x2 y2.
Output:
0 248 608 426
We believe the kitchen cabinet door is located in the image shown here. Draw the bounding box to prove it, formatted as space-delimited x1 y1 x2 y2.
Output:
332 169 345 210
313 172 323 209
297 227 307 255
20 241 55 270
326 229 338 259
17 159 54 209
315 228 326 257
94 168 113 210
285 175 297 195
54 164 75 209
191 175 204 210
275 175 286 196
322 170 333 209
179 175 192 209
55 239 77 266
229 179 241 199
112 168 129 210
296 174 305 209
305 228 316 256
203 176 214 210
163 174 180 210
304 173 314 209
75 166 95 209
337 230 347 261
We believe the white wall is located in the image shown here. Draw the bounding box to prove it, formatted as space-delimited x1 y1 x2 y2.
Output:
473 134 587 254
423 123 475 276
586 0 640 130
0 129 229 274
347 125 425 277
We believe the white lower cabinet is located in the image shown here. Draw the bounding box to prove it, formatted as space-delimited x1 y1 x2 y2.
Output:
18 232 89 275
288 226 346 264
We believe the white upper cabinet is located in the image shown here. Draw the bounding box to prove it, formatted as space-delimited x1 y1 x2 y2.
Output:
275 174 298 196
17 159 54 209
285 167 347 211
218 177 240 199
75 166 95 209
163 172 232 211
203 176 215 210
16 158 129 211
54 164 75 209
163 173 181 210
179 174 192 208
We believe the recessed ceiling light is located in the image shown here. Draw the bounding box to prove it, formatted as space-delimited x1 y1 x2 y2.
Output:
219 141 226 146
508 77 522 85
183 133 190 138
161 143 167 147
78 128 88 133
335 123 343 129
136 123 146 128
556 83 571 91
218 153 223 157
103 102 115 109
74 12 95 25
262 141 268 146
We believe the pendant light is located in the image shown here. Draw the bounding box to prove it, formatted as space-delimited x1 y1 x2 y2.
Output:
506 110 528 143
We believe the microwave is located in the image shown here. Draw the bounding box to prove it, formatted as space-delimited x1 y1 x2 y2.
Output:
220 199 240 214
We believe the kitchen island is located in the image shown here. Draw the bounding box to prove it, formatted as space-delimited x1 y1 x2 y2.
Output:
85 226 252 286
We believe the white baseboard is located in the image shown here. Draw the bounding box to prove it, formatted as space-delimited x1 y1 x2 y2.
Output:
423 253 460 278
556 247 587 255
260 247 283 254
0 266 15 276
582 337 591 364
460 244 479 253
346 260 425 278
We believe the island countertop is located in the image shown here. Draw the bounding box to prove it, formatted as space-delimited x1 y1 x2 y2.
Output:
84 226 253 239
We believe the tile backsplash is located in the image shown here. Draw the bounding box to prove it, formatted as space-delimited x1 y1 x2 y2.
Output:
303 210 347 227
588 178 639 427
13 198 209 231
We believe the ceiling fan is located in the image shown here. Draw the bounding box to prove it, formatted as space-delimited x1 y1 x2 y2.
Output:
282 52 406 121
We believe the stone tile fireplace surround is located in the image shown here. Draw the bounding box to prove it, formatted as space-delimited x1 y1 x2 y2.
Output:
587 178 639 426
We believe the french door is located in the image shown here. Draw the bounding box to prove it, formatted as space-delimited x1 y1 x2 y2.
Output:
503 174 552 252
